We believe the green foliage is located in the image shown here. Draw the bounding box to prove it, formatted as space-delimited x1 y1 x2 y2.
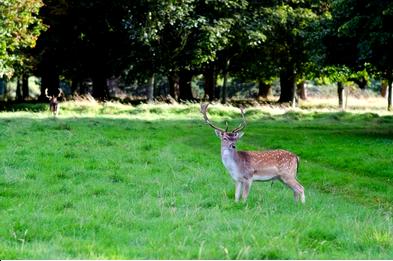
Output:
4 0 393 100
125 0 248 75
0 104 393 258
0 0 46 77
263 1 324 69
326 0 393 80
317 65 370 85
231 0 330 92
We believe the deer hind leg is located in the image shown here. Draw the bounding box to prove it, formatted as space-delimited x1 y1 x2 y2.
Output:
281 178 305 204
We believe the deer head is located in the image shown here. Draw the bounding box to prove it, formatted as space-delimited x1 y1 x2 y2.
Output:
200 103 246 151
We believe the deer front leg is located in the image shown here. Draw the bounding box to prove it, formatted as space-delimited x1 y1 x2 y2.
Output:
55 104 60 116
235 181 242 202
241 180 252 201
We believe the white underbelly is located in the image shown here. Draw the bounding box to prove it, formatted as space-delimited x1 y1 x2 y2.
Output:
252 175 275 182
252 167 279 182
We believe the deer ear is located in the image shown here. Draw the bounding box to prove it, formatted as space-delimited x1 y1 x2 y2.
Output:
215 129 223 138
236 132 244 139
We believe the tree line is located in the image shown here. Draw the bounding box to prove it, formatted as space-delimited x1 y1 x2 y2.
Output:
1 0 393 109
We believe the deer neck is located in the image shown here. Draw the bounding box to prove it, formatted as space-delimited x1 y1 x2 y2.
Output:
221 146 242 180
221 146 238 159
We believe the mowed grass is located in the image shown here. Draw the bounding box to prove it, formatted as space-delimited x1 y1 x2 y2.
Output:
0 102 393 259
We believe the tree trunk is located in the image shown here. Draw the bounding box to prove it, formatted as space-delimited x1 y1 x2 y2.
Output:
147 74 155 103
22 74 29 100
221 59 230 104
80 81 89 95
296 81 307 100
92 73 108 100
203 63 216 101
388 79 393 111
40 70 59 101
337 82 345 110
278 65 296 103
178 70 194 101
153 75 159 97
352 76 367 89
258 80 272 99
16 77 23 101
381 80 388 97
0 77 6 98
168 72 179 100
221 71 228 104
71 77 80 95
292 80 297 108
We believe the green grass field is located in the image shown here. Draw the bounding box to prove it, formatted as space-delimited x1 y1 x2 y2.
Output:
0 102 393 259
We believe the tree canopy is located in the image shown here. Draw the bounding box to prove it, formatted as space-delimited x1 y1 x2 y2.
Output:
0 0 45 77
2 0 393 107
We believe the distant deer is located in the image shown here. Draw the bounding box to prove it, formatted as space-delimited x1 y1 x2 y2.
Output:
45 88 63 116
201 104 305 203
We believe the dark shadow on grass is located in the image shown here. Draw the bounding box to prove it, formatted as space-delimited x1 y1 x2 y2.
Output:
0 101 49 112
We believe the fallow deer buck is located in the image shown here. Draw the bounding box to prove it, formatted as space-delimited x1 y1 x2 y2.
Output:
45 88 63 116
200 104 305 203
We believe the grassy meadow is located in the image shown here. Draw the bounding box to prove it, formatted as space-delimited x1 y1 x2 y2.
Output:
0 101 393 259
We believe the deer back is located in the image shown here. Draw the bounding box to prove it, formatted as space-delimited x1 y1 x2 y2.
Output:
236 149 299 180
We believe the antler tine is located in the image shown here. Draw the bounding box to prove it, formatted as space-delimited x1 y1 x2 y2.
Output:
200 103 226 132
44 88 51 99
231 105 247 133
57 88 63 97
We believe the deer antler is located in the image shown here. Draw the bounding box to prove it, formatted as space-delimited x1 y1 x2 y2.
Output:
200 103 227 133
231 105 246 133
201 104 246 133
44 88 51 99
57 88 63 97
